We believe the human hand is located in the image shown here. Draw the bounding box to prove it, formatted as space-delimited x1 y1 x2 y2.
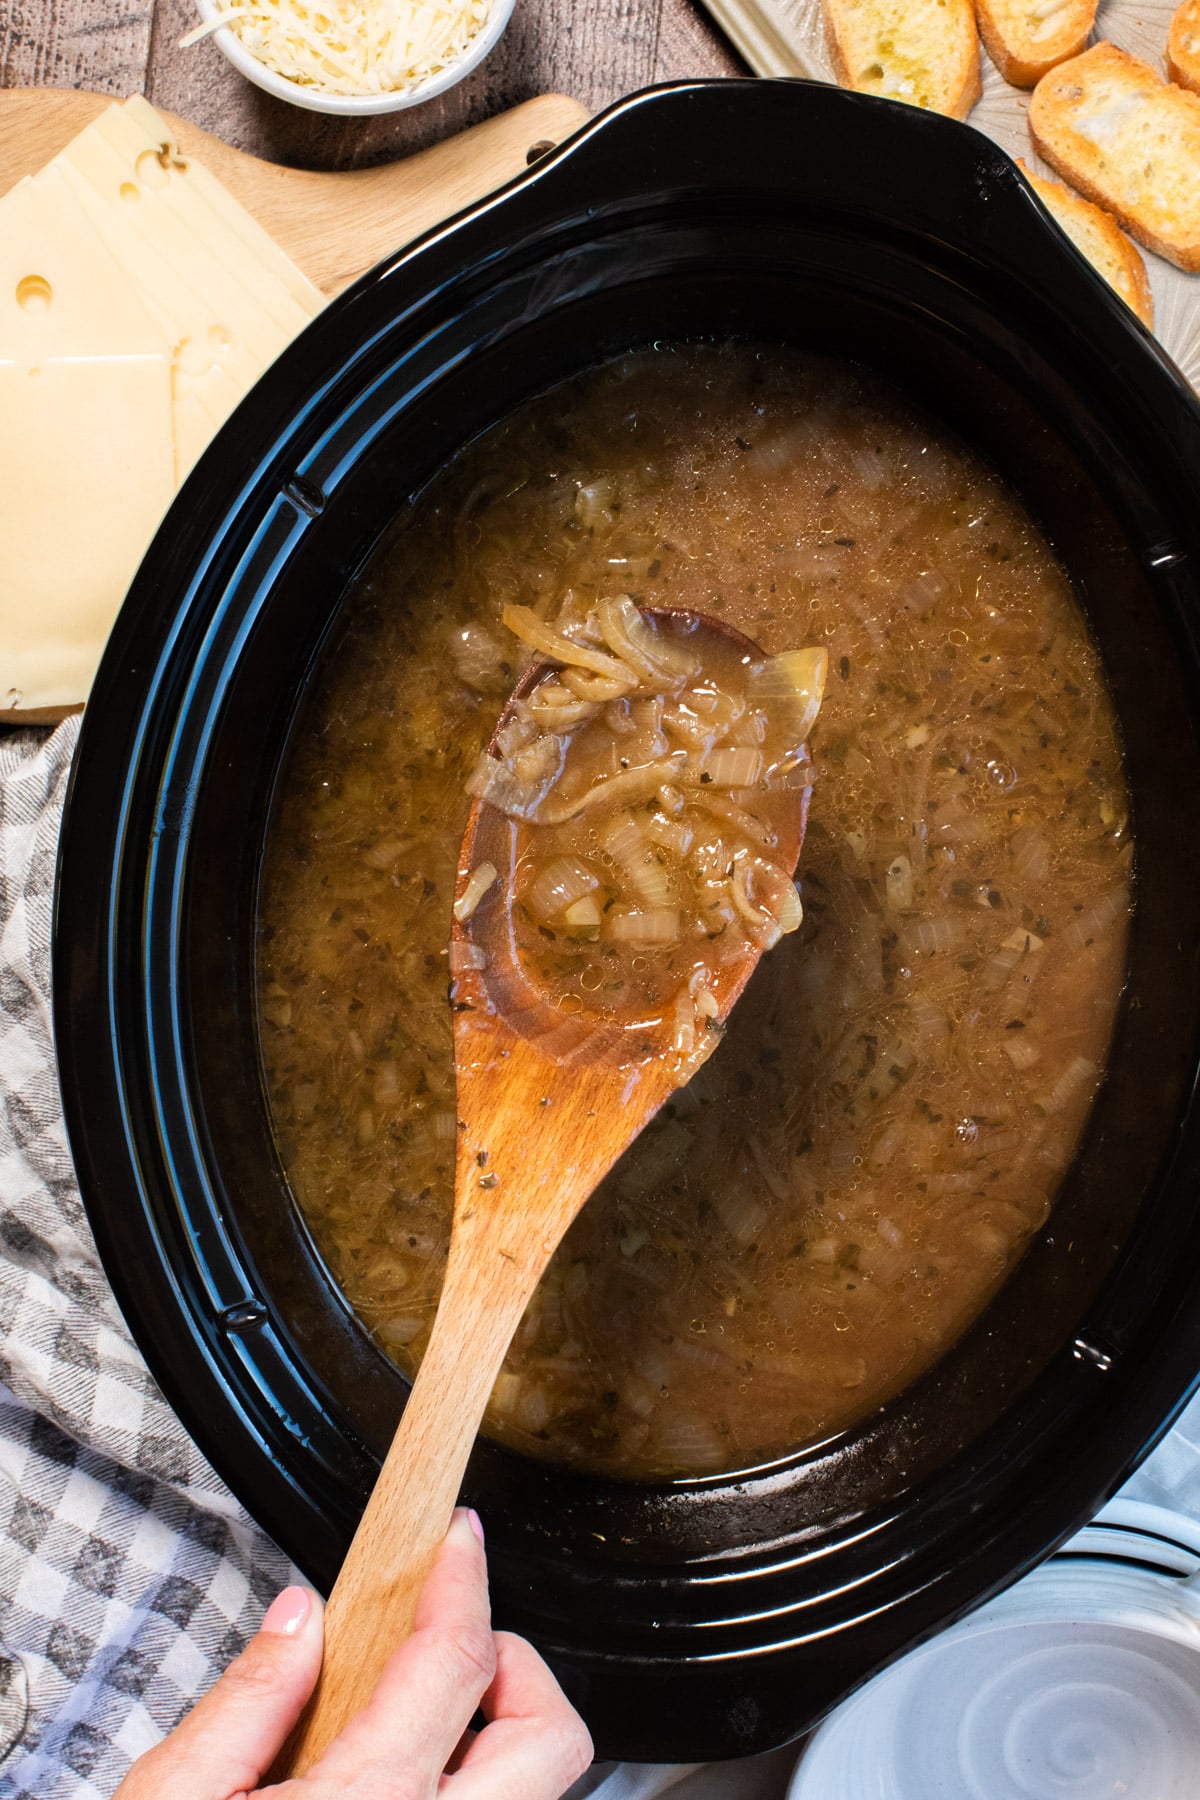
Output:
114 1508 592 1799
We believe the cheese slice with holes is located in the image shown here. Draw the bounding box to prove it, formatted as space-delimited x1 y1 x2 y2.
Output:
45 152 291 481
106 97 326 319
0 98 329 719
59 113 320 345
0 174 175 717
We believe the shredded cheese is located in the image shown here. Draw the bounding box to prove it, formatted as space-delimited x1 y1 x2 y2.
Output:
183 0 495 96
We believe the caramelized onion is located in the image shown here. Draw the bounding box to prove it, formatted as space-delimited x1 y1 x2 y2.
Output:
750 646 828 741
597 594 698 685
601 814 673 908
453 861 498 922
534 753 688 824
464 755 545 819
502 603 634 681
607 907 682 946
691 792 776 849
693 746 765 789
645 812 694 857
561 666 637 703
731 858 802 947
524 855 600 920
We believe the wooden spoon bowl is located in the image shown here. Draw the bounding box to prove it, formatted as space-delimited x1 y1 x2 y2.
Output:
458 608 804 1068
275 610 809 1775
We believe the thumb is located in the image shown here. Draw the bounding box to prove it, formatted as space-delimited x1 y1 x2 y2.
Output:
115 1586 324 1800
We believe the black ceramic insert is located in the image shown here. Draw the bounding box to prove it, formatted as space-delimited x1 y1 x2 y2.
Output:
54 80 1200 1761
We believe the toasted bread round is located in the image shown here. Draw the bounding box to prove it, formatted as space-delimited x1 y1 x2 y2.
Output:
822 0 982 121
976 0 1096 88
1168 0 1200 95
1029 42 1200 273
1017 159 1153 327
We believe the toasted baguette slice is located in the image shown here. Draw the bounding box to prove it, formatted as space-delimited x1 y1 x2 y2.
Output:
975 0 1096 87
823 0 982 120
1168 0 1200 95
1017 159 1153 326
1029 42 1200 272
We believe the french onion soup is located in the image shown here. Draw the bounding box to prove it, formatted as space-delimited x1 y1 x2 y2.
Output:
257 344 1131 1479
453 600 824 1073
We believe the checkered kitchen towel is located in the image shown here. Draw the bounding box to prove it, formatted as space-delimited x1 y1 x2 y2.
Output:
0 719 296 1798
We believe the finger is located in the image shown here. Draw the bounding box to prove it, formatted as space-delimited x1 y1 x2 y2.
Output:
309 1508 496 1781
114 1587 324 1800
445 1726 478 1775
447 1629 593 1800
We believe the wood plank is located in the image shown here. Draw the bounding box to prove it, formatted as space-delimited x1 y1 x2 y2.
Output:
654 0 745 81
1 0 152 95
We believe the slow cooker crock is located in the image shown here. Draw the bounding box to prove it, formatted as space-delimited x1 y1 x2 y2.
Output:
53 79 1200 1761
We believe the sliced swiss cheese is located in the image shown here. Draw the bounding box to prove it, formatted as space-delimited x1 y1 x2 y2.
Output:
0 175 175 716
0 98 329 719
68 108 320 345
44 151 291 480
111 98 327 320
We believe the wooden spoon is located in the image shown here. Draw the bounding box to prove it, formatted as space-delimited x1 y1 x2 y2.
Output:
275 611 809 1775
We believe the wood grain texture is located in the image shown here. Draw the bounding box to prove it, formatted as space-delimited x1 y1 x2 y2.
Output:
655 0 742 81
0 0 152 95
0 87 590 294
274 1036 663 1776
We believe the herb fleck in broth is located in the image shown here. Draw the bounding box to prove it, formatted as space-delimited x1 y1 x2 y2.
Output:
258 345 1131 1480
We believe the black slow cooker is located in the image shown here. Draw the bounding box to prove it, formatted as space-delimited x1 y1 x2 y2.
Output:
53 80 1200 1761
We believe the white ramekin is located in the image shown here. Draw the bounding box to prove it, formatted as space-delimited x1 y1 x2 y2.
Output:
192 0 518 117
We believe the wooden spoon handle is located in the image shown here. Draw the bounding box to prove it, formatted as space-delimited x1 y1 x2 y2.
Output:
271 1239 543 1777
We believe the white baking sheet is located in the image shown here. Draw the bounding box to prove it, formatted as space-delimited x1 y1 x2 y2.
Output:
770 0 1200 389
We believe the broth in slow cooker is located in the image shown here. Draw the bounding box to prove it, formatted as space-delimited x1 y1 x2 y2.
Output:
257 345 1131 1479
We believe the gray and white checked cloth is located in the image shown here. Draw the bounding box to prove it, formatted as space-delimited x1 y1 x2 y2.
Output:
0 717 296 1799
0 718 1197 1799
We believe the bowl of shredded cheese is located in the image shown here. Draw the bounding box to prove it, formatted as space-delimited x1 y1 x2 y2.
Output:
185 0 516 115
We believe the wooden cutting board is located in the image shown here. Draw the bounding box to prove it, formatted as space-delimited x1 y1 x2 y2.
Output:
0 88 591 297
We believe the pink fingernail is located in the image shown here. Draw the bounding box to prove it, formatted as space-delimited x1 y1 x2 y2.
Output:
261 1586 312 1637
448 1506 486 1548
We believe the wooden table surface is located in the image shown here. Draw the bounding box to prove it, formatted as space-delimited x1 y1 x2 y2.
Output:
0 0 742 168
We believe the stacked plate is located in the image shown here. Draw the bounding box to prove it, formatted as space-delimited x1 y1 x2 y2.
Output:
789 1500 1200 1798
